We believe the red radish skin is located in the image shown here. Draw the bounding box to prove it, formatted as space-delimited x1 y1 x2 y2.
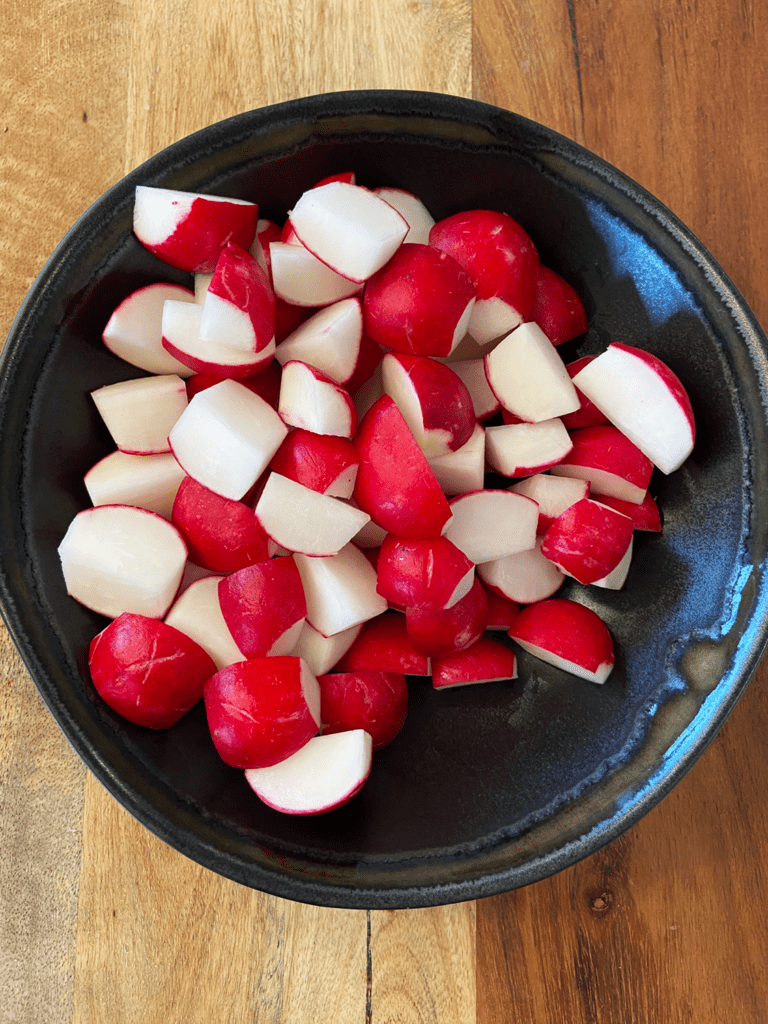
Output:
405 576 488 656
200 242 275 355
353 396 452 541
540 498 634 585
218 556 307 658
185 360 282 408
89 613 217 729
204 656 321 768
171 476 270 572
509 474 590 534
363 243 476 357
595 491 663 532
318 671 408 749
269 430 360 498
550 424 654 504
376 534 475 610
334 610 431 675
508 599 615 684
531 265 588 346
431 636 518 689
102 282 197 377
479 584 520 631
162 300 274 378
562 356 611 430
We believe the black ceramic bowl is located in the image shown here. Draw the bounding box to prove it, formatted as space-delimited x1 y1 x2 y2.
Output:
2 91 768 909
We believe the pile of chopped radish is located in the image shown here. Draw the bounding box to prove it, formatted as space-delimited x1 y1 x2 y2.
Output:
58 171 696 816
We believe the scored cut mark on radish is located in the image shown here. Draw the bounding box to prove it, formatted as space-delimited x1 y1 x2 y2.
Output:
443 489 539 564
165 575 245 671
255 473 371 557
269 241 364 307
278 360 358 438
484 418 573 477
84 450 186 519
508 598 615 684
274 297 363 384
58 504 188 619
102 283 197 376
571 342 696 474
91 374 188 455
168 378 288 500
294 543 388 638
289 181 409 283
244 729 373 815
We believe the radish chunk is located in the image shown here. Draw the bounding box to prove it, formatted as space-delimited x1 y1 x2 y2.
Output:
480 584 520 631
89 613 216 729
449 358 501 421
133 185 259 273
550 425 653 504
562 356 611 430
596 491 662 532
278 361 357 438
269 429 360 499
275 297 363 384
269 241 363 307
294 543 387 637
485 419 573 477
381 352 475 458
186 360 282 409
431 636 518 689
508 599 615 684
255 473 370 557
91 374 187 455
168 379 288 500
363 243 476 357
162 300 274 378
171 476 270 572
592 537 633 590
427 423 486 496
334 610 431 675
165 576 245 671
200 242 275 356
429 209 539 345
510 474 589 533
540 498 634 585
373 187 435 245
376 534 475 610
244 729 373 815
477 539 565 605
218 556 307 658
318 671 408 749
58 505 187 619
289 181 409 283
444 490 538 564
204 656 321 769
531 265 588 346
406 576 488 657
484 322 580 422
84 451 186 519
353 396 452 540
102 283 196 376
292 621 362 677
571 342 696 474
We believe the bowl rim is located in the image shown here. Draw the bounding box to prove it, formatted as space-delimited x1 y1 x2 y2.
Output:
3 89 768 908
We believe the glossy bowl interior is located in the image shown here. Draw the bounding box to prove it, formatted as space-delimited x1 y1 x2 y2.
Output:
2 91 768 908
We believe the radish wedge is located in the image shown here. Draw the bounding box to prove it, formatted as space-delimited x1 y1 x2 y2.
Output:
508 599 615 684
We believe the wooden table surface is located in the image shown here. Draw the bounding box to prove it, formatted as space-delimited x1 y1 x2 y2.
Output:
2 1 768 1021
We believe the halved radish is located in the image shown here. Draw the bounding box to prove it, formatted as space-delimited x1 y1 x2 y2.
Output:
269 241 363 307
164 575 245 671
373 186 435 244
89 613 216 728
274 297 363 384
333 610 431 675
427 423 486 497
381 352 476 457
431 636 518 689
405 576 488 657
550 425 654 504
318 671 408 749
429 209 539 344
162 300 275 378
571 342 696 474
484 322 580 422
443 489 538 564
530 265 588 346
289 181 409 283
278 360 357 438
244 729 372 815
509 474 590 533
363 243 476 357
269 430 360 499
171 475 270 572
84 450 186 519
291 620 363 677
133 185 259 273
204 656 321 768
199 242 275 356
540 498 634 585
294 543 388 638
102 283 196 376
484 419 573 477
168 379 288 501
91 374 187 455
376 534 475 610
477 538 565 605
254 473 370 557
58 504 187 619
508 599 615 684
218 556 306 658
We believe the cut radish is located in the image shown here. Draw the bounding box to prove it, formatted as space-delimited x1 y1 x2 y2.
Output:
89 612 216 728
291 620 362 677
592 537 633 590
431 636 518 689
84 450 186 519
269 430 359 499
484 322 580 422
218 556 306 659
479 583 520 631
168 379 288 501
318 671 408 749
102 283 196 376
294 543 387 637
405 576 488 657
162 299 275 377
562 356 611 430
244 729 372 815
540 498 634 585
278 360 357 438
363 243 476 357
171 475 270 572
164 575 245 671
133 185 259 273
58 504 187 619
508 599 615 684
289 181 409 283
509 474 589 533
530 265 588 346
91 374 187 455
596 490 662 532
274 297 363 384
449 358 501 421
373 187 435 245
269 241 363 307
571 342 696 474
376 534 475 610
204 656 321 768
255 473 370 557
381 352 476 457
199 242 275 356
550 424 654 504
443 489 538 564
427 422 486 497
333 610 431 675
484 418 573 477
429 209 539 344
185 360 282 409
477 538 565 605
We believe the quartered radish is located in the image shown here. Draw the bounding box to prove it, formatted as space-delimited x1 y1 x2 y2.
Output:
102 282 196 376
373 186 435 245
164 575 245 671
162 300 275 378
427 422 486 496
274 297 363 384
255 473 370 557
291 620 363 677
199 242 275 355
596 490 662 532
540 498 634 585
477 538 565 605
269 241 363 307
218 556 307 659
405 576 488 657
277 360 357 437
84 450 186 519
443 489 538 564
509 473 590 533
91 374 187 454
508 599 615 684
530 265 588 346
